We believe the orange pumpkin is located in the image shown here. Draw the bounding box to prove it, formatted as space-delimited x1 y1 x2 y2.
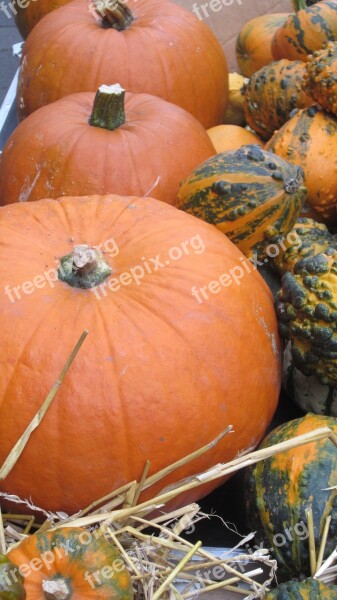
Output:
16 0 228 128
236 13 289 77
0 85 215 206
15 0 70 39
7 528 133 599
207 125 263 153
0 194 281 515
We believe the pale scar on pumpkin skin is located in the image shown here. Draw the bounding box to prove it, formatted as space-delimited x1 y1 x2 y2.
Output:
253 307 280 358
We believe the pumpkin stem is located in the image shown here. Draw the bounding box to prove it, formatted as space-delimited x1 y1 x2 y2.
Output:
94 0 134 30
42 579 70 600
89 84 126 131
58 245 112 289
292 0 307 11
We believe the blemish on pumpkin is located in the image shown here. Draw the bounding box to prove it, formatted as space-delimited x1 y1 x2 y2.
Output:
18 168 42 202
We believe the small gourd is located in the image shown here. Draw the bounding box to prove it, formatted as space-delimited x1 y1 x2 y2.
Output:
244 60 312 140
177 145 307 260
0 554 25 600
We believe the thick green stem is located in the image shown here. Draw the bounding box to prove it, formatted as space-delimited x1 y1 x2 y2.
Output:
292 0 307 11
58 245 112 289
94 0 134 30
89 84 126 131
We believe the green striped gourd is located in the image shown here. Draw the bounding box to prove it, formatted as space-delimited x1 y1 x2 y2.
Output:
245 413 337 578
265 578 337 599
177 145 307 260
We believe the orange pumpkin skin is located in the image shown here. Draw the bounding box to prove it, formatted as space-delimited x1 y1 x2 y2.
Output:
236 13 289 78
15 0 70 39
207 125 263 153
0 90 215 206
16 0 228 128
0 195 281 515
7 528 133 599
272 0 337 62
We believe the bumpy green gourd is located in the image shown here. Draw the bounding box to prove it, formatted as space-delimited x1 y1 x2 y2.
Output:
265 578 337 599
277 249 337 385
0 554 25 600
283 342 337 417
244 59 312 140
273 217 336 275
303 41 337 116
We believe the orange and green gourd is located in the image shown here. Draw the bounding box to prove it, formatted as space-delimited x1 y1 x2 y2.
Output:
303 41 337 115
277 248 337 385
283 341 337 417
272 217 336 275
7 527 133 599
177 145 307 260
244 59 312 141
235 13 289 78
0 554 25 600
272 0 337 62
265 578 337 598
266 105 337 222
245 413 337 578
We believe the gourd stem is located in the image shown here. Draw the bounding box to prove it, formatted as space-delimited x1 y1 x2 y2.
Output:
292 0 307 11
89 84 126 131
94 0 134 30
58 245 112 289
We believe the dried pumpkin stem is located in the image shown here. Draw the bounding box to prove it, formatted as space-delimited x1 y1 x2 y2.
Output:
89 84 126 131
94 0 134 30
58 245 112 289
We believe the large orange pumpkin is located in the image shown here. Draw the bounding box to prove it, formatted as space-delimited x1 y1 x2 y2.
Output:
16 0 228 128
15 0 70 39
0 194 281 515
0 85 215 206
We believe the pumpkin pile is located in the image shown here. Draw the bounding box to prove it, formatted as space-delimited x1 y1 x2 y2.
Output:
4 0 337 595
